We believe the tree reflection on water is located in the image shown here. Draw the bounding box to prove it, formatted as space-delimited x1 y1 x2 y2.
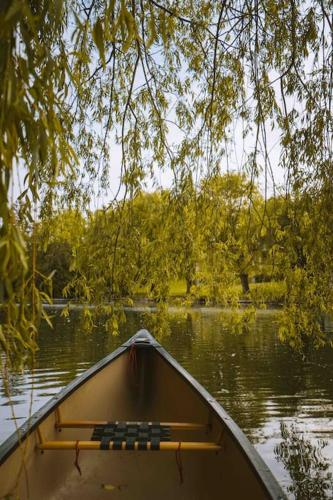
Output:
275 423 333 499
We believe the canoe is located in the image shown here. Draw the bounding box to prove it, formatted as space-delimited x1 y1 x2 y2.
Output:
0 329 286 499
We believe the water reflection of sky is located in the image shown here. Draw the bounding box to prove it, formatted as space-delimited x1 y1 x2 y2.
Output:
1 307 333 498
0 367 89 438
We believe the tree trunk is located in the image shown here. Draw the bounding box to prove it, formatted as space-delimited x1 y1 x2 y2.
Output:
186 278 192 294
240 273 250 295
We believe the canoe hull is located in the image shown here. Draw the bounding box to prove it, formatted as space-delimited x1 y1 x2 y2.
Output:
0 330 285 499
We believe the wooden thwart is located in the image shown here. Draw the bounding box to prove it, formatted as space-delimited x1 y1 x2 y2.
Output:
55 420 206 431
38 440 221 451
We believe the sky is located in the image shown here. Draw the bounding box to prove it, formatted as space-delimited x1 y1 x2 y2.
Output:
86 51 291 211
10 11 298 214
88 108 286 212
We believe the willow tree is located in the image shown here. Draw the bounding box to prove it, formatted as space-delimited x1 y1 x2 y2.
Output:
197 172 265 300
1 0 332 364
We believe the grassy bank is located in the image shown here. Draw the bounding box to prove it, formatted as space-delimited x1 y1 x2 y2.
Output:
245 281 286 305
136 280 286 305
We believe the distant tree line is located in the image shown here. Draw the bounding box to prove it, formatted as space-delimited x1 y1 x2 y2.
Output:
30 171 333 350
34 173 270 299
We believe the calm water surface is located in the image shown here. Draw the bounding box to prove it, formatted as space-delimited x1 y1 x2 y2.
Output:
1 307 333 498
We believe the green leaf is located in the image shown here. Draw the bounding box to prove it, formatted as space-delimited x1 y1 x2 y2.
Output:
92 18 106 66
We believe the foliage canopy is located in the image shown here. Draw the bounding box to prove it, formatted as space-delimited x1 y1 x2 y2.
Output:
0 0 333 364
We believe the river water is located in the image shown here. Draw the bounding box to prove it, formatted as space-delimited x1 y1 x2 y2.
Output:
1 306 333 498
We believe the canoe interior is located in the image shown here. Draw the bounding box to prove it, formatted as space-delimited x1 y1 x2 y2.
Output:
0 335 282 500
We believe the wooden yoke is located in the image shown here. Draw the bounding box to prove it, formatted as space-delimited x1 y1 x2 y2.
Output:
55 419 206 431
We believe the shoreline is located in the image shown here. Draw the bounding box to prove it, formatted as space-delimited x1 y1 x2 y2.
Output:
43 297 283 310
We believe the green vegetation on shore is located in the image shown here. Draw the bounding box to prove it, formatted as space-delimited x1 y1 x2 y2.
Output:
34 173 288 308
136 280 286 305
31 172 328 353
